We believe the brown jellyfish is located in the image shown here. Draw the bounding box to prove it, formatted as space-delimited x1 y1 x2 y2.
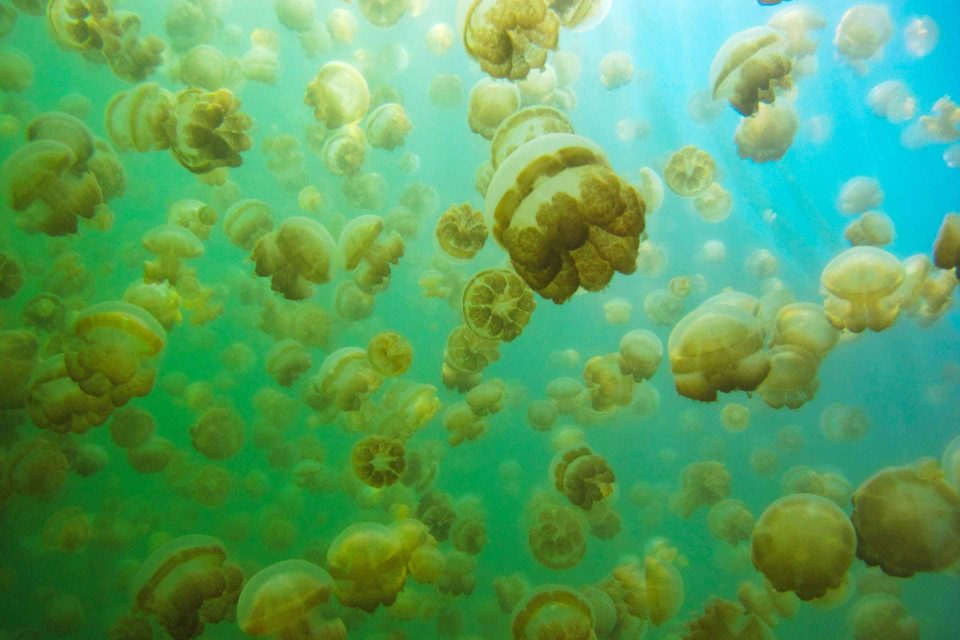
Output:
351 435 406 488
462 268 536 342
436 203 488 260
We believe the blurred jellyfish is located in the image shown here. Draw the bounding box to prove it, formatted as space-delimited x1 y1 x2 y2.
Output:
866 80 916 124
904 16 938 58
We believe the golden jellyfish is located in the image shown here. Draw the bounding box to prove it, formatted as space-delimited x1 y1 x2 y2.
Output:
436 203 488 260
527 502 587 569
0 49 32 93
751 493 856 600
109 405 156 450
131 534 238 640
670 460 731 518
552 445 616 510
468 78 521 139
484 133 646 303
933 212 960 277
645 553 685 626
334 281 376 321
834 5 892 69
5 437 69 499
821 246 905 332
0 329 38 410
489 105 573 170
351 435 406 488
326 7 358 44
462 268 536 342
756 344 821 409
509 584 594 640
708 499 755 546
367 331 413 377
668 294 769 402
366 102 412 151
426 22 455 55
224 199 273 250
598 51 633 90
327 522 409 612
408 544 446 584
527 399 558 431
304 61 370 128
709 26 793 116
663 145 716 197
252 216 338 300
781 466 852 507
237 559 343 640
464 378 507 417
683 597 768 640
582 353 633 411
770 301 838 359
0 252 24 299
442 325 500 390
166 88 252 174
850 460 960 577
359 0 406 27
190 406 245 461
848 593 919 640
494 574 530 613
693 182 733 223
63 301 166 408
720 403 751 433
265 339 311 387
178 45 234 91
27 354 114 434
190 464 233 507
837 176 884 215
123 282 183 331
644 289 684 327
142 224 204 284
274 0 316 33
818 403 870 443
444 401 486 445
867 80 917 124
735 101 799 163
241 34 280 86
459 0 560 81
617 330 662 383
302 347 383 415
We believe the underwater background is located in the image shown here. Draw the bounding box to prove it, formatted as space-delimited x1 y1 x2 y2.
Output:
0 0 958 638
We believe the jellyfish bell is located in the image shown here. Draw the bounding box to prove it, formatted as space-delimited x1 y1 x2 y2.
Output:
709 26 792 116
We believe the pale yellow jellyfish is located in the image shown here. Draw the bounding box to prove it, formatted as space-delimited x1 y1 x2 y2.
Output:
142 224 204 284
844 210 895 247
664 145 716 197
598 51 633 90
275 0 316 32
302 347 383 415
190 406 245 461
359 0 406 27
326 522 409 611
582 353 633 411
4 437 70 498
708 499 755 546
752 494 856 600
489 105 573 169
757 344 821 409
326 8 358 44
304 61 370 128
366 102 412 150
109 406 155 450
484 132 645 303
252 216 338 300
169 88 253 174
462 268 536 341
322 124 366 176
834 5 893 68
510 584 594 639
851 459 960 577
459 0 560 81
602 298 631 324
645 552 685 626
436 203 488 260
837 176 884 214
820 246 904 332
223 199 273 250
527 503 587 569
848 593 919 640
867 80 917 124
468 78 521 139
735 101 799 163
770 301 838 359
426 23 455 55
720 403 751 433
932 212 960 277
818 403 870 443
236 559 344 640
367 331 413 377
709 27 793 116
671 460 731 517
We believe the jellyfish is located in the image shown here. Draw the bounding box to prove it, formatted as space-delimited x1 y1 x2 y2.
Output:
866 80 917 124
326 8 358 44
848 593 919 640
709 26 793 116
366 102 412 151
327 522 410 612
4 437 69 499
720 403 751 433
527 503 587 570
582 354 633 411
837 176 884 215
757 344 821 409
670 460 731 518
302 347 383 416
708 499 755 546
274 0 316 33
552 445 616 510
820 246 904 332
169 88 253 174
484 133 646 303
834 5 893 69
462 268 536 342
0 329 38 410
818 403 870 443
693 182 733 222
366 331 413 377
351 435 406 488
850 460 960 577
142 224 204 284
436 203 488 260
844 210 895 247
459 0 560 81
668 293 769 401
751 493 856 600
770 301 838 359
735 101 799 163
265 339 311 387
468 78 521 139
465 378 507 416
489 105 573 169
932 212 960 278
252 216 338 300
190 406 245 461
109 406 156 450
304 61 370 128
509 584 594 639
599 51 633 90
664 145 716 197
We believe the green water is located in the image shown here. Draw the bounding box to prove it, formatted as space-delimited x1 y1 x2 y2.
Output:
1 1 959 639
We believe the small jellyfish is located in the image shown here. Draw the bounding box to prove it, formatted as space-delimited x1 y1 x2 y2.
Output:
664 145 716 197
709 26 793 116
820 246 904 332
326 521 410 612
467 78 521 139
837 176 884 215
834 5 893 70
598 51 633 90
904 16 938 58
932 212 960 278
460 0 560 81
462 268 536 342
435 203 488 260
527 503 587 570
551 445 616 510
367 331 413 377
735 101 799 163
351 435 406 488
844 211 895 247
670 460 732 518
304 61 370 128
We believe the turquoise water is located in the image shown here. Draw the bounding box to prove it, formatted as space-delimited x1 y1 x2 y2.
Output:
1 1 959 638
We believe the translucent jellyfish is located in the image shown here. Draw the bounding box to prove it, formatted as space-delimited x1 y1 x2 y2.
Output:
757 344 821 409
702 239 727 263
709 27 793 116
670 460 731 518
426 72 463 109
527 503 587 569
527 399 558 431
645 552 685 626
0 329 37 411
582 353 633 411
5 437 69 499
468 79 521 140
444 402 486 445
904 16 938 58
326 8 358 44
367 331 413 377
664 145 716 197
265 339 311 387
366 102 412 150
708 499 755 546
844 210 895 247
459 0 560 81
599 51 633 90
436 203 488 260
465 378 507 416
867 80 916 124
142 224 204 284
190 406 244 461
720 403 751 433
770 302 838 359
252 216 338 300
735 101 798 163
837 176 884 215
751 494 856 600
105 82 175 152
304 61 370 128
275 0 316 32
0 49 32 92
820 246 904 332
241 32 280 85
933 212 960 277
358 0 406 27
132 534 239 640
634 168 664 217
462 268 536 341
850 460 960 577
236 559 343 639
944 435 960 492
644 289 684 327
485 132 646 303
426 22 455 54
302 347 383 415
767 5 826 61
834 5 893 68
109 406 155 450
327 522 409 611
351 435 406 488
178 45 233 91
169 88 253 174
321 124 366 177
668 294 769 401
848 593 919 640
693 182 733 222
